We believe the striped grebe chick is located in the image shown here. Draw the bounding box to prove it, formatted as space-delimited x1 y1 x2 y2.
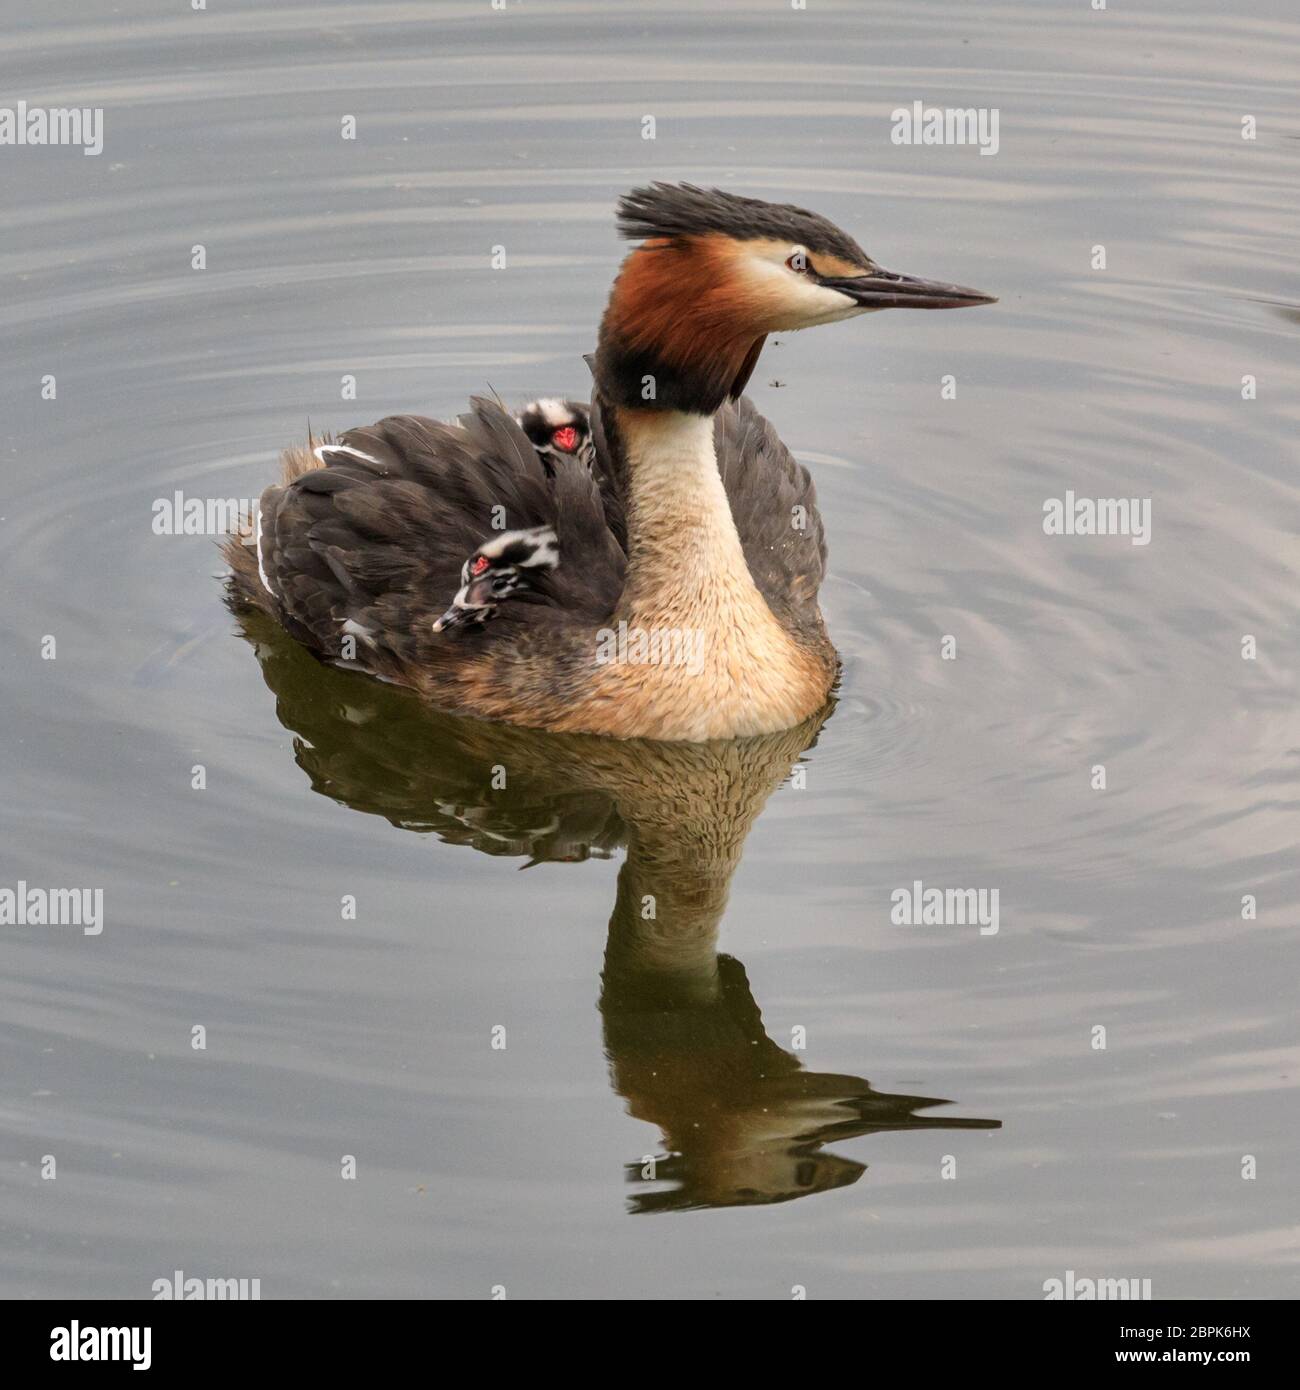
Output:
515 398 596 475
226 183 994 741
427 400 592 632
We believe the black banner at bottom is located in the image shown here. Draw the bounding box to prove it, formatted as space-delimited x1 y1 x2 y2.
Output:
2 1297 1283 1373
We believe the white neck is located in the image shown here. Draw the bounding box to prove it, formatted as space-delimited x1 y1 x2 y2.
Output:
581 406 828 742
616 409 755 626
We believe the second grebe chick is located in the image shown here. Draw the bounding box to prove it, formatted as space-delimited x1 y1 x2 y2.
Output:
516 398 595 475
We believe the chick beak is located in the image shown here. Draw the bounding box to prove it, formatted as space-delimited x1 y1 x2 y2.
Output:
431 574 497 633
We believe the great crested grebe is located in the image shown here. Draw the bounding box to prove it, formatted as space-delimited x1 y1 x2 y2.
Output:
226 183 994 741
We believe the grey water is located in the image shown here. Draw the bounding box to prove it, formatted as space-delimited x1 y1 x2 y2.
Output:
1 0 1297 1299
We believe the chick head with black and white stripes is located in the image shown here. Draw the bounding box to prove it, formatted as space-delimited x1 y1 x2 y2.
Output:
431 526 560 634
516 398 595 475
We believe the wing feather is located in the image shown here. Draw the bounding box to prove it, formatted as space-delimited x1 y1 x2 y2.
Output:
234 400 625 681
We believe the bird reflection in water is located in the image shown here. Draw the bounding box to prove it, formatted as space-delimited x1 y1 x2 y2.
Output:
233 605 999 1211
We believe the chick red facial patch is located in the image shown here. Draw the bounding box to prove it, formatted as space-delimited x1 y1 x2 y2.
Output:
470 554 491 576
551 425 579 452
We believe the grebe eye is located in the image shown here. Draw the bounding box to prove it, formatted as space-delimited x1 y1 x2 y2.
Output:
786 249 810 274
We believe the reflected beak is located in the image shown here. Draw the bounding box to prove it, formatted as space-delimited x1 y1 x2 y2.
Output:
824 267 997 310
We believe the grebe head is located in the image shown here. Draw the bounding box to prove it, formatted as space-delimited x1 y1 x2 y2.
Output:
516 398 595 473
595 182 995 414
431 525 559 633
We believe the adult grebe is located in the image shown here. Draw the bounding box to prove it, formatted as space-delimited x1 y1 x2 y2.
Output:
226 183 994 741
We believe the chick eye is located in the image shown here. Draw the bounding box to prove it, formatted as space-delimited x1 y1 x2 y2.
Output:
786 250 811 274
491 575 515 594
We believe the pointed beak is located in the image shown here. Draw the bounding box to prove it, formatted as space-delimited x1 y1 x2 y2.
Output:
431 575 495 633
825 266 997 310
431 604 467 634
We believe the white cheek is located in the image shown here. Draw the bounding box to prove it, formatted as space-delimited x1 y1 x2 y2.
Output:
744 255 866 329
790 283 869 327
766 279 868 330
